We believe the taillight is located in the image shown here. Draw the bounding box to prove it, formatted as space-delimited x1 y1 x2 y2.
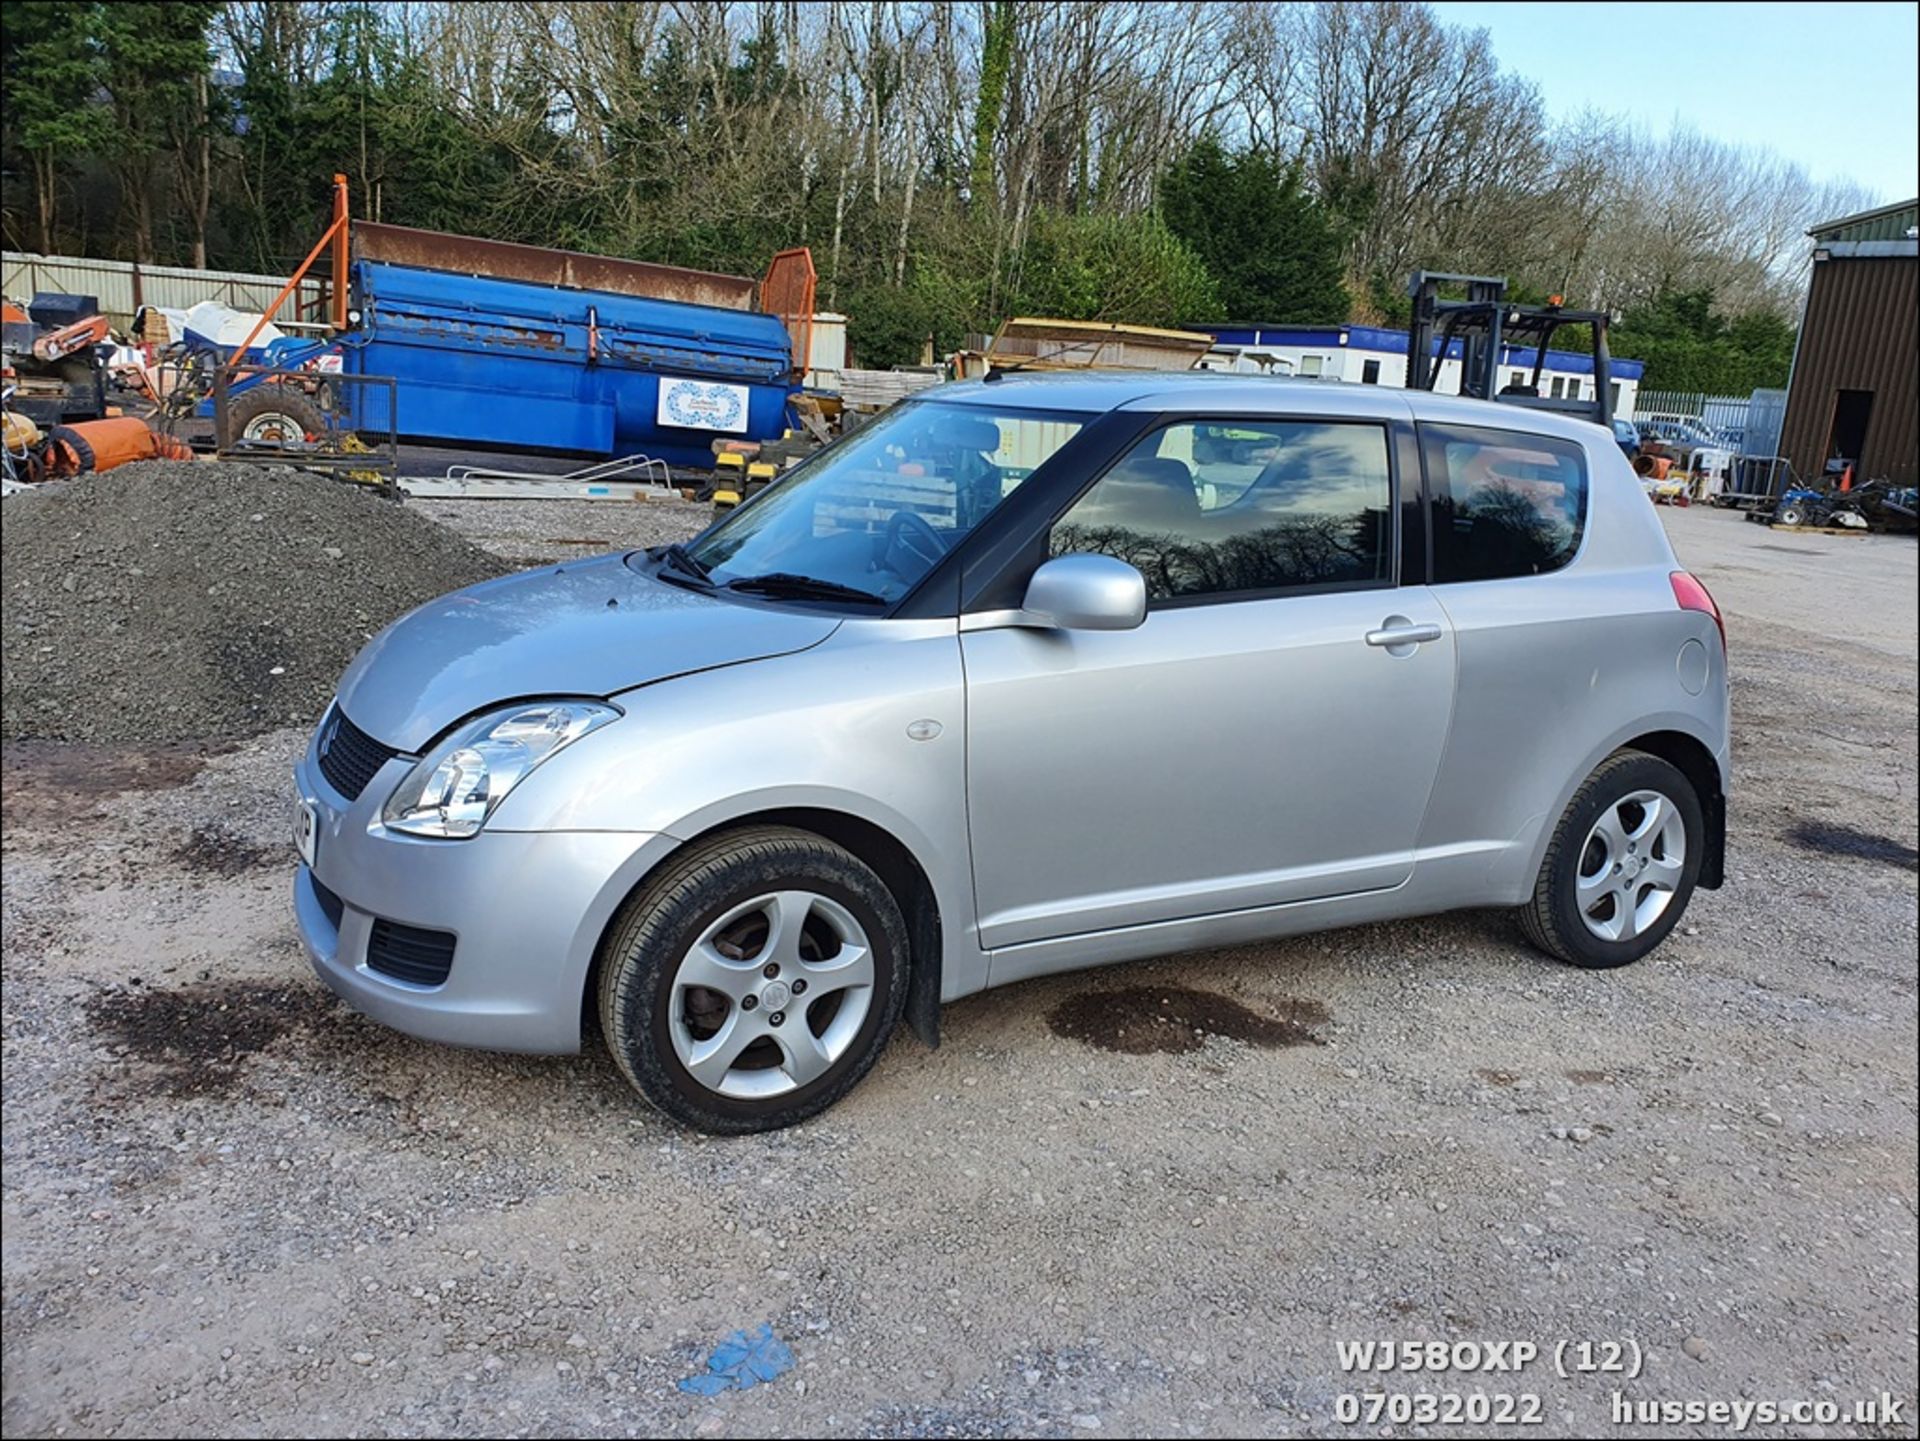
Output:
1670 571 1724 651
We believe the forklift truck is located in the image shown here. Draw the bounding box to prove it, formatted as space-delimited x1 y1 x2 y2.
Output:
1403 271 1616 427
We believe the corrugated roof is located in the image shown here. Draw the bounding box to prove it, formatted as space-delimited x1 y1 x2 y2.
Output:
1808 199 1919 242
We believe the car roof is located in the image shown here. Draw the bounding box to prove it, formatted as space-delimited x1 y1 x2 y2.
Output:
929 370 1609 446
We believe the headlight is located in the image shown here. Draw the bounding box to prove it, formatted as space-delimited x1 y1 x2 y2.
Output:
383 700 619 838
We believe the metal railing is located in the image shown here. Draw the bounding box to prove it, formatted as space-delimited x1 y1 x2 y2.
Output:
1717 455 1798 509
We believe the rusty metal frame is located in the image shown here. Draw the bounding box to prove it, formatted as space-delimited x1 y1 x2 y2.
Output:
353 222 759 311
761 248 818 380
224 174 352 368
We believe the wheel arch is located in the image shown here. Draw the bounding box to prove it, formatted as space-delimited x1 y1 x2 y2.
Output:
582 806 946 1050
1618 729 1726 889
1508 716 1727 903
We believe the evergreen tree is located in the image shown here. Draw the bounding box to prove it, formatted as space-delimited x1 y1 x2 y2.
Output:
1160 137 1349 324
1 1 111 253
1614 290 1797 393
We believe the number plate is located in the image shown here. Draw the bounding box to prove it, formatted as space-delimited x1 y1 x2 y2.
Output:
295 800 319 868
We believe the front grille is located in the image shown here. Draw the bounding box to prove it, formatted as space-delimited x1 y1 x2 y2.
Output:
309 875 346 930
318 709 399 801
366 919 456 987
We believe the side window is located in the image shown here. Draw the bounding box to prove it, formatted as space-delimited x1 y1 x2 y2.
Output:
1422 423 1588 582
1050 420 1393 602
1361 359 1382 384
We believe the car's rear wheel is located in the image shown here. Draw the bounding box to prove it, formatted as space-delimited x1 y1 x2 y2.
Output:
1518 751 1703 969
597 826 908 1133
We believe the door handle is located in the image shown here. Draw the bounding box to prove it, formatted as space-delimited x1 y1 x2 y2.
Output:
1365 621 1443 648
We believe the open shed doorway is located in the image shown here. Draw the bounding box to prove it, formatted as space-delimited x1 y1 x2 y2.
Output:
1824 389 1874 476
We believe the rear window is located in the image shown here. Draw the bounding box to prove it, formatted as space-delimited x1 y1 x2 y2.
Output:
1421 424 1588 582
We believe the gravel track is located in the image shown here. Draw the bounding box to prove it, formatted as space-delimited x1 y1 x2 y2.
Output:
1 505 1913 1438
404 497 710 568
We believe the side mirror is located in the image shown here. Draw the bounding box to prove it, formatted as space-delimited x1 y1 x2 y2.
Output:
1020 553 1147 631
957 554 1147 634
948 552 1136 637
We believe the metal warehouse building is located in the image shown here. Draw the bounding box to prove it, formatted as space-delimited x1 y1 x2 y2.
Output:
1778 199 1918 488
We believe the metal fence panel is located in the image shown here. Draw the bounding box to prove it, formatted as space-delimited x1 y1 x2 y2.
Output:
1636 387 1794 455
1742 389 1788 459
1 251 326 330
1637 388 1751 436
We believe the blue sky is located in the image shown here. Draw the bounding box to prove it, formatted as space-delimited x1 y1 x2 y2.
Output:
1430 1 1919 203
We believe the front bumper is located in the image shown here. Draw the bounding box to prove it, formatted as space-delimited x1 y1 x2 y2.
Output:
292 741 674 1054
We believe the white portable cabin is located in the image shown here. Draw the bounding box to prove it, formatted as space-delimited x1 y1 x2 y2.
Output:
1201 324 1645 419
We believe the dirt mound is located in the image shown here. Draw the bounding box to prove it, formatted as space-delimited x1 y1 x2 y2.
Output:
2 461 507 742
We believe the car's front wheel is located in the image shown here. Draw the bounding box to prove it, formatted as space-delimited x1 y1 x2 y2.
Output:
1519 751 1703 969
597 826 909 1133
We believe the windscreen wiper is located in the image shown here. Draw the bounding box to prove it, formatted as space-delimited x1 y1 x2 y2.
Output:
722 572 887 605
654 542 712 587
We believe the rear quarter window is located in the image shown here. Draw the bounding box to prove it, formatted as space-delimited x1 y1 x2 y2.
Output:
1421 424 1589 582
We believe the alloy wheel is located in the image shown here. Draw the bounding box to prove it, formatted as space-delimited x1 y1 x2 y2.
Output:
668 891 875 1099
1574 788 1687 943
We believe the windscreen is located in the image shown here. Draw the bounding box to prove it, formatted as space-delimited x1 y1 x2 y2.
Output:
687 401 1087 604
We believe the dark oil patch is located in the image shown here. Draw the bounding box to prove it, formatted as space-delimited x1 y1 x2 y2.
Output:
171 823 280 877
1786 819 1919 871
86 980 342 1097
1566 1069 1612 1085
1046 985 1326 1055
1475 1067 1520 1086
2 740 217 829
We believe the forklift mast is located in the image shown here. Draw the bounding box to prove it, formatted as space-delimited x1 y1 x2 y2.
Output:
1405 271 1615 428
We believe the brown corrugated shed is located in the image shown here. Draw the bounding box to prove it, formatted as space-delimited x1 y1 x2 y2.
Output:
1778 202 1918 488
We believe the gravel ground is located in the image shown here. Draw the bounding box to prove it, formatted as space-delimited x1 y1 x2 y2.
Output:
1 464 505 744
406 496 709 567
1 505 1914 1438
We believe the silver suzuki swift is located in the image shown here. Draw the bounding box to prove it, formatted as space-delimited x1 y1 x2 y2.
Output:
293 373 1730 1133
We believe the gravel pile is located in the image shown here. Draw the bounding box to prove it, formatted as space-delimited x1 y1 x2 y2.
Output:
1 461 507 743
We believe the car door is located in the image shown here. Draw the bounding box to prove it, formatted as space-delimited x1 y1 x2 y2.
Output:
961 415 1455 952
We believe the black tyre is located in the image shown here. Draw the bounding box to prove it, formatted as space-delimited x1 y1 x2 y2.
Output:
597 826 909 1133
1776 503 1806 527
222 384 326 448
1518 751 1703 969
